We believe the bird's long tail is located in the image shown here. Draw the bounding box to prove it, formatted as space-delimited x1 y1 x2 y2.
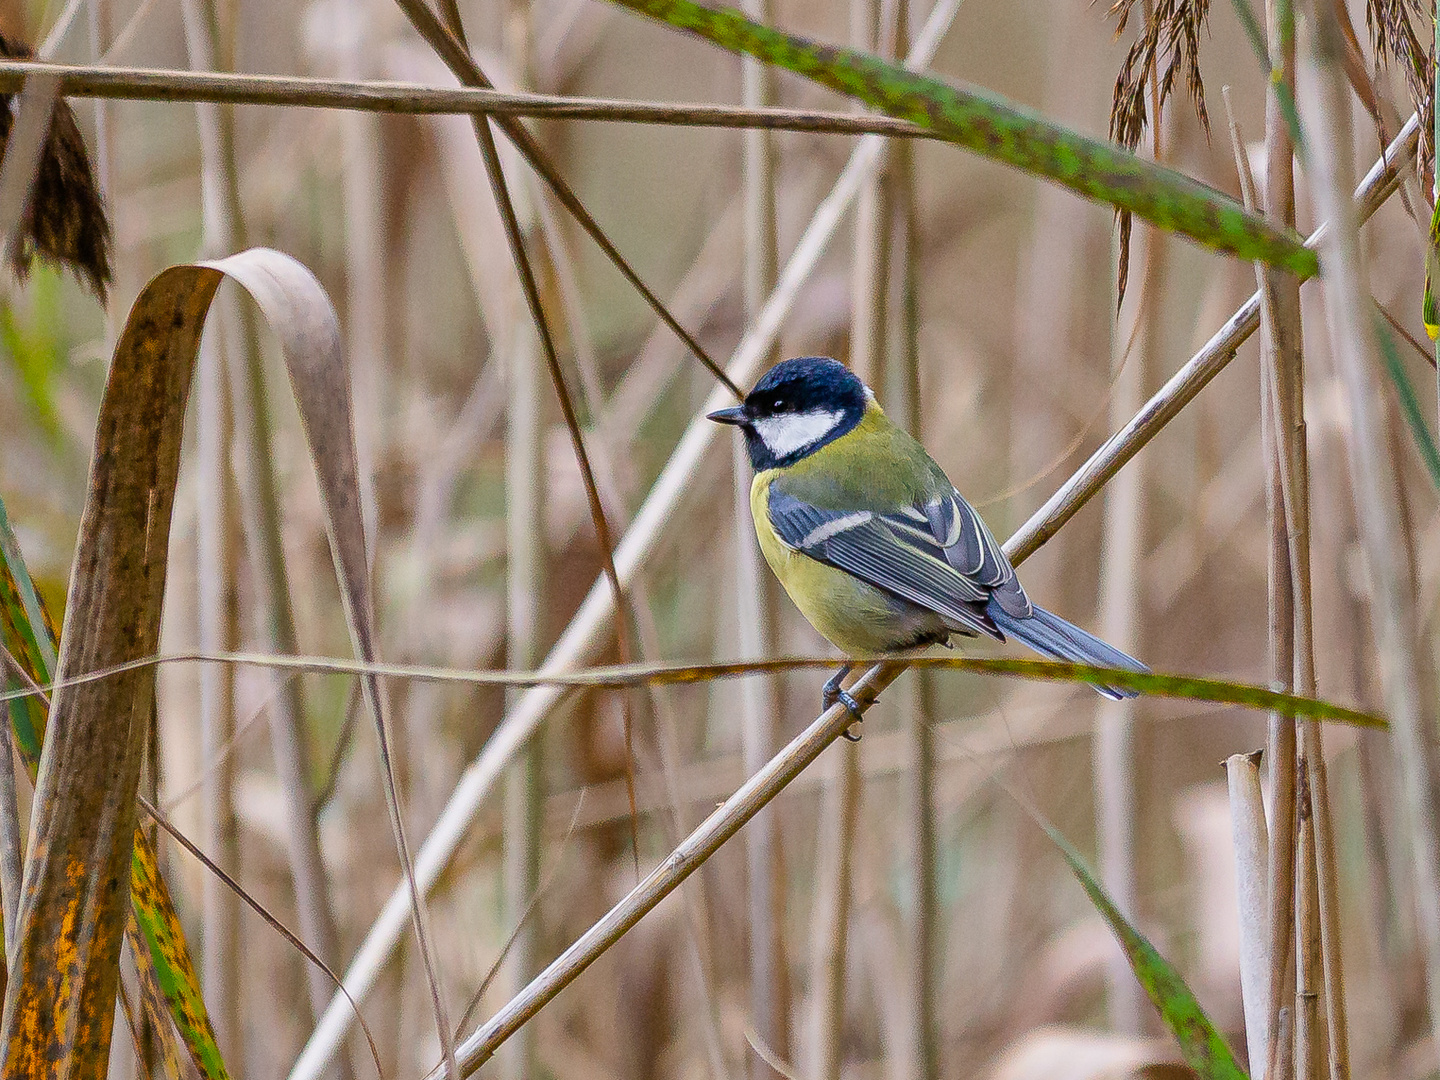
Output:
987 602 1149 700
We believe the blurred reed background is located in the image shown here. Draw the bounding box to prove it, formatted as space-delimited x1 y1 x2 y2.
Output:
0 0 1433 1075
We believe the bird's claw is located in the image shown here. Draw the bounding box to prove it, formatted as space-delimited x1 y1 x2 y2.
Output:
823 665 864 742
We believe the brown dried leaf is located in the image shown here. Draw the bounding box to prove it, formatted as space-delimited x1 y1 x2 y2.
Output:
0 33 111 300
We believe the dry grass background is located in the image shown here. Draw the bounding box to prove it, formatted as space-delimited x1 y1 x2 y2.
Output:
0 0 1433 1076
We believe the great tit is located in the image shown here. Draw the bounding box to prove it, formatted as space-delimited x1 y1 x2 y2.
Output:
709 356 1148 728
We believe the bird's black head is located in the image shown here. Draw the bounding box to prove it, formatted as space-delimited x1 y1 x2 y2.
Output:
708 356 869 471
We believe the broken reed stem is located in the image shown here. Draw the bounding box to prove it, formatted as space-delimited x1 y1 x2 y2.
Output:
1227 751 1271 1075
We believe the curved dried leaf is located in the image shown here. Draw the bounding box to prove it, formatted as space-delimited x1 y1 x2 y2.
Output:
0 247 370 1078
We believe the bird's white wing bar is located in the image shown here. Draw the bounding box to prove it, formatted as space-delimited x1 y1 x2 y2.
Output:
798 510 873 549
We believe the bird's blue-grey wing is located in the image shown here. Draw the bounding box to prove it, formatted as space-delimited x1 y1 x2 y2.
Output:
880 489 1031 618
766 488 1000 638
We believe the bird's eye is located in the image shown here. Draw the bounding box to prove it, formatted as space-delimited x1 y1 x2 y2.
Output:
773 399 787 411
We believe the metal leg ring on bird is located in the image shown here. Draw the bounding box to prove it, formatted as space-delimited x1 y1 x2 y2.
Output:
822 664 864 741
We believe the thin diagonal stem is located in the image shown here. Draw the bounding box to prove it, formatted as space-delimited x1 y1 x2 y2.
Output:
499 10 545 1080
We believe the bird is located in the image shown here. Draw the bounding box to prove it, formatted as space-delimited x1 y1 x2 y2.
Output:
708 356 1149 733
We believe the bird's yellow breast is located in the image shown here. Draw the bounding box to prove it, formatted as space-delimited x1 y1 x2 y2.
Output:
750 470 933 654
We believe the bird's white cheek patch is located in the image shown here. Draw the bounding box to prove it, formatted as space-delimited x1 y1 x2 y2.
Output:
753 410 844 458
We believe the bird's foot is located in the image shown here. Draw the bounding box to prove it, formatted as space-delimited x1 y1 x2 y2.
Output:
823 665 864 741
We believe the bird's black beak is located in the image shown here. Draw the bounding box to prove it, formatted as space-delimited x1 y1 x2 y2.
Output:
707 405 749 426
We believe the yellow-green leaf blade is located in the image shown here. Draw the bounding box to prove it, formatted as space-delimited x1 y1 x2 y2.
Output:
1042 821 1250 1080
130 833 229 1080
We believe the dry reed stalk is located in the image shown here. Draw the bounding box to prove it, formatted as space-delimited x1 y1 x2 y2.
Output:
1261 358 1298 1080
806 736 858 1080
805 4 885 1072
329 2 384 584
1227 751 1271 1074
1257 4 1306 1068
82 0 109 199
498 7 544 1080
890 3 937 1072
1094 98 1166 1040
178 0 241 1054
177 0 356 1061
736 0 787 1072
1294 779 1324 1080
1224 77 1301 1080
206 90 358 1080
1298 1 1440 1070
1232 68 1349 1077
1252 14 1351 1067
